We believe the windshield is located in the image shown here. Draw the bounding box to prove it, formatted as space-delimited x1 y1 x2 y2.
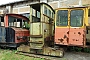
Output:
8 16 29 29
70 10 84 27
56 10 68 26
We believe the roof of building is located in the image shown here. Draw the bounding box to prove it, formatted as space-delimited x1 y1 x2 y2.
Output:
0 0 29 7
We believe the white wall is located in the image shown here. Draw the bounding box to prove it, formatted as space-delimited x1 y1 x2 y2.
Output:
40 0 47 3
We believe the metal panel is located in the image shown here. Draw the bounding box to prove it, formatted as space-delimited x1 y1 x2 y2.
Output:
43 23 50 38
6 27 15 43
55 28 69 45
31 23 41 35
0 27 6 42
86 30 90 42
69 28 84 45
30 38 44 49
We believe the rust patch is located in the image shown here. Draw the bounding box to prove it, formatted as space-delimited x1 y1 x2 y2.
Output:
76 39 79 41
73 39 75 41
55 28 69 45
67 38 69 43
78 32 81 35
63 35 67 39
67 31 69 34
58 38 63 42
69 28 84 45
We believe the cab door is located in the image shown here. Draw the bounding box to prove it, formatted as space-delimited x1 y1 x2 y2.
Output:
69 8 85 46
55 9 69 45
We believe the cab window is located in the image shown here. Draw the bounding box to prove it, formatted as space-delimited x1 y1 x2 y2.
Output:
56 10 68 26
70 10 84 27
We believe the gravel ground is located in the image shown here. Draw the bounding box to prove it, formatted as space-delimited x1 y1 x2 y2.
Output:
64 52 90 60
50 52 90 60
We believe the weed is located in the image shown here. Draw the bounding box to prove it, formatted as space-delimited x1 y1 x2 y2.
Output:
75 47 82 52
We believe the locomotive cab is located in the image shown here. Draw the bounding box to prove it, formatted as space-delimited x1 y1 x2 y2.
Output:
55 7 85 46
29 2 54 53
55 6 90 48
0 14 30 47
17 2 64 57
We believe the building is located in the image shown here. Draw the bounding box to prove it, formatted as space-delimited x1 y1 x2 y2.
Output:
48 0 90 9
0 0 40 18
0 0 90 17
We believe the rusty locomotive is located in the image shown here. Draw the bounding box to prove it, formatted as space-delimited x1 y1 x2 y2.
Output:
0 14 30 47
17 2 64 57
55 6 90 48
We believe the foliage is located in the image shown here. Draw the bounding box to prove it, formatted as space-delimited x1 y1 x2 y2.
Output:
24 22 30 29
68 47 82 52
75 47 82 52
83 48 90 53
69 47 75 51
0 49 45 60
68 46 90 53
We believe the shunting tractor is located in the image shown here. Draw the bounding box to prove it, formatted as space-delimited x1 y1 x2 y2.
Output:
55 6 90 48
54 5 90 55
0 14 30 47
17 2 65 57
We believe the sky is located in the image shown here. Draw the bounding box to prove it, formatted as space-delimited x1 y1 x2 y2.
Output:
0 0 22 5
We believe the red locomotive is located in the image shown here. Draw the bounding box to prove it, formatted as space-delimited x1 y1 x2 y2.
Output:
0 14 30 47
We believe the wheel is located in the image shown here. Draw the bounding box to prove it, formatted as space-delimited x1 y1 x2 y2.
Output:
59 48 64 58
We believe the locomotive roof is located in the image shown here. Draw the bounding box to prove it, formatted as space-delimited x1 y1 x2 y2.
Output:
55 6 88 10
0 14 29 21
29 2 55 13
